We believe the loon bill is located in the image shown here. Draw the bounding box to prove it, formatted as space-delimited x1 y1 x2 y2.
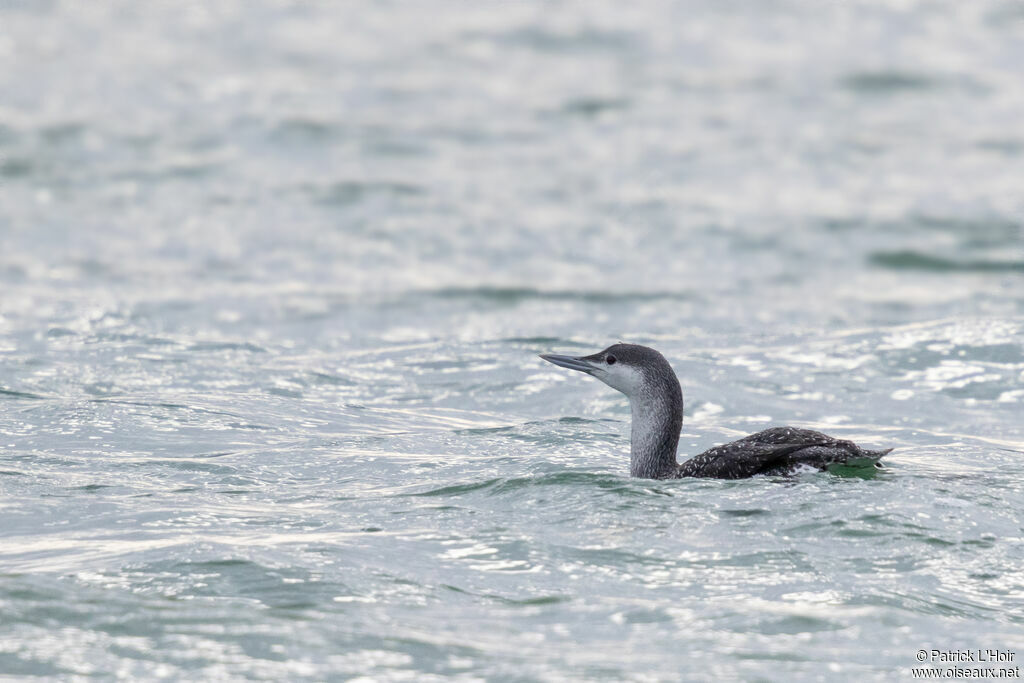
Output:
540 343 891 480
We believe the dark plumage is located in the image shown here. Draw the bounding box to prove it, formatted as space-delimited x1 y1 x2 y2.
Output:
540 343 891 480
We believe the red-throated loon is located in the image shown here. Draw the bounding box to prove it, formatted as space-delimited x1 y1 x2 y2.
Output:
540 343 892 479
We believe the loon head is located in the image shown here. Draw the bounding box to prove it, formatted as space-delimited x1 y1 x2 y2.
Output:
540 343 683 478
539 343 676 399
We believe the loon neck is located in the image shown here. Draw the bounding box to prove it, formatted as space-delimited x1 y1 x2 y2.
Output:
628 377 683 479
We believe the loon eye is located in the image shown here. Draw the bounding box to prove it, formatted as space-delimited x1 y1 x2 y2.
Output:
606 355 616 365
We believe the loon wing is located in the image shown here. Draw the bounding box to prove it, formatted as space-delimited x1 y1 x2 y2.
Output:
679 426 889 479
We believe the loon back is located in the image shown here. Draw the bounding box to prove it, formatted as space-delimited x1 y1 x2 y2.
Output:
540 343 891 480
676 426 892 479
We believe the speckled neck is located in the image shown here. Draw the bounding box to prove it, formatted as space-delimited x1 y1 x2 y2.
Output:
628 369 683 479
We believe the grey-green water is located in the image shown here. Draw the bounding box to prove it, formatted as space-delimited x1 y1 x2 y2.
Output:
2 2 1024 680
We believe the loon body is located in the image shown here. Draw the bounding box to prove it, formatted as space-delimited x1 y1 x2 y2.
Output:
540 343 891 480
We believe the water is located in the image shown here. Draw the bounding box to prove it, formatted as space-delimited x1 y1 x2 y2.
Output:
2 1 1024 680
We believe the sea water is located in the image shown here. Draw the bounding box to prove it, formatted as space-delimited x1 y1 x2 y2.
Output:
1 2 1023 680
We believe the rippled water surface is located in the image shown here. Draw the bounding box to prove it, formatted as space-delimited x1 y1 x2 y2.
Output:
2 2 1024 680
